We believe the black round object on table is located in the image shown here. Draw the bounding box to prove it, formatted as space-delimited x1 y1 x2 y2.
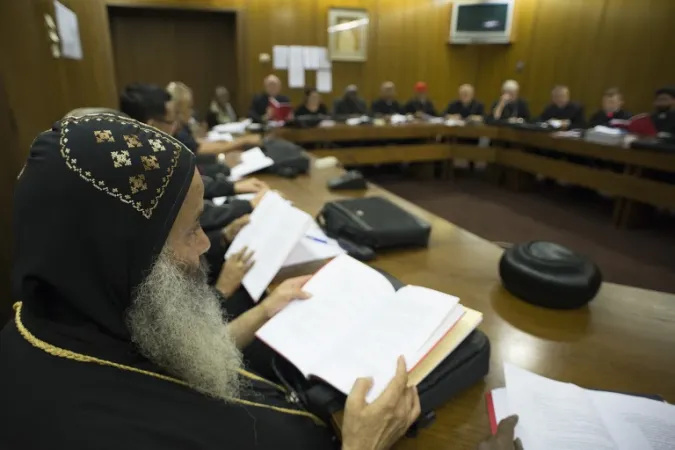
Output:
499 241 602 309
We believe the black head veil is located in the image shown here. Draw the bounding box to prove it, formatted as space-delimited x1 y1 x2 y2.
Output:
12 113 195 360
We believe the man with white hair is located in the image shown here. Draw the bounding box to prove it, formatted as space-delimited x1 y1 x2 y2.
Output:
537 85 585 129
248 74 291 122
490 79 531 122
444 84 485 121
371 81 404 116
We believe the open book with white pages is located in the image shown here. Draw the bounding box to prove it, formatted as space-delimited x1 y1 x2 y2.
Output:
256 254 482 403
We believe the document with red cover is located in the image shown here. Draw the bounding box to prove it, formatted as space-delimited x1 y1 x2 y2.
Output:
486 364 675 449
268 97 292 121
256 254 482 402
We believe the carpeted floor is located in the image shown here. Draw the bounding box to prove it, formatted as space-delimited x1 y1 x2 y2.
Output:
370 170 675 294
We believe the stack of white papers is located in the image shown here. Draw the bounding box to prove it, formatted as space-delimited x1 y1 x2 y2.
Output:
488 364 675 450
212 120 251 135
205 131 234 142
225 192 312 300
282 221 345 267
228 147 274 182
390 114 408 125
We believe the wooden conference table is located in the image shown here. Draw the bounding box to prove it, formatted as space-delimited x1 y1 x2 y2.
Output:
272 123 675 228
258 165 675 450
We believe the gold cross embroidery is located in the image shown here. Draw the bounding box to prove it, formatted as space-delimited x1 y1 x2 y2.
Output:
149 139 166 152
94 130 115 143
123 135 143 148
129 174 147 194
141 155 160 171
111 150 132 168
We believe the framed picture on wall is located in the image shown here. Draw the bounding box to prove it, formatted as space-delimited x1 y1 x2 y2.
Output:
328 8 369 62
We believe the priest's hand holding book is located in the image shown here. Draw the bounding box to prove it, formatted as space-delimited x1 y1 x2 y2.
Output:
215 246 254 297
341 356 421 450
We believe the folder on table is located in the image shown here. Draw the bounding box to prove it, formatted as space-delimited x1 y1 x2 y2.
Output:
256 254 482 402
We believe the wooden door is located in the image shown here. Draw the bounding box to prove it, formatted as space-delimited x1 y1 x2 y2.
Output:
108 6 240 119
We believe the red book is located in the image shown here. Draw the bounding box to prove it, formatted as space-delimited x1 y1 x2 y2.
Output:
626 113 658 137
268 98 292 121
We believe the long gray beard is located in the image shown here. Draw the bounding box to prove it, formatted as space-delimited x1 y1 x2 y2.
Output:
127 248 243 401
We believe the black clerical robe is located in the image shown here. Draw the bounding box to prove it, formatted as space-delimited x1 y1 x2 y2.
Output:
248 93 291 122
202 174 235 199
333 97 367 116
175 124 199 153
652 110 675 135
444 100 485 118
404 98 437 116
201 200 252 232
371 98 404 116
0 315 338 450
538 102 586 128
587 109 632 128
294 104 328 117
490 98 531 121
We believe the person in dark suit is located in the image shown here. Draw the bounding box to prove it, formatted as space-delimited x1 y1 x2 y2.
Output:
652 86 675 136
247 75 291 122
404 82 437 117
294 86 328 118
490 80 531 122
371 81 404 116
537 85 585 129
333 84 368 116
588 88 632 128
444 84 485 121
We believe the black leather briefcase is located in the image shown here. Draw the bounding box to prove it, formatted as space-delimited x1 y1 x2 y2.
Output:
262 138 310 178
317 197 431 251
270 270 490 434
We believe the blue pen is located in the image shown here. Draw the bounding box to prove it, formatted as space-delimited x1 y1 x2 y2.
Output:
305 235 328 244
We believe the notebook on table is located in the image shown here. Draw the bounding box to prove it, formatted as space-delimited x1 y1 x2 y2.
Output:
486 363 675 450
256 254 482 402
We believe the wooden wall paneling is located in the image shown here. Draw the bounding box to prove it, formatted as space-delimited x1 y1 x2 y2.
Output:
0 63 18 325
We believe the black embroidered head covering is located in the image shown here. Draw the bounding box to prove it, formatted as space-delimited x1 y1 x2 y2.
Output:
12 113 195 358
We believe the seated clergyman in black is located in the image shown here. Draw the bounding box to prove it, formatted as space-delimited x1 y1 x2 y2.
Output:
588 88 632 128
248 74 292 122
652 86 675 136
537 85 586 129
444 84 485 120
371 81 404 116
490 79 531 122
333 84 368 116
404 82 437 117
1 114 521 450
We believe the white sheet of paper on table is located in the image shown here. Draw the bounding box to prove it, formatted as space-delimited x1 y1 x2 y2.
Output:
212 121 250 135
273 45 289 69
288 46 305 88
206 131 234 142
228 147 274 182
282 221 345 267
316 69 332 93
54 1 83 60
